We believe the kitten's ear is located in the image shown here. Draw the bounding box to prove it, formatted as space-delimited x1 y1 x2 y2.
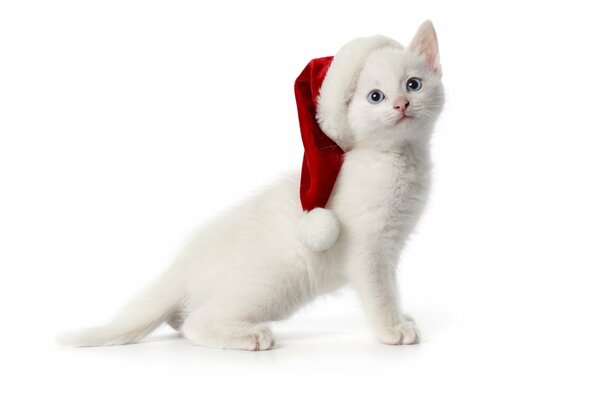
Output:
409 20 441 74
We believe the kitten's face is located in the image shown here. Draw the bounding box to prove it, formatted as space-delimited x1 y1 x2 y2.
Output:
347 46 444 150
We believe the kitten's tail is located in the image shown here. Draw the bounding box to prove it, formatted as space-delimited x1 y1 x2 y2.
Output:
57 268 184 347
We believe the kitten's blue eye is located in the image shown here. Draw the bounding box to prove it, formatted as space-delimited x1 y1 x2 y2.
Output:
367 89 385 104
406 78 422 92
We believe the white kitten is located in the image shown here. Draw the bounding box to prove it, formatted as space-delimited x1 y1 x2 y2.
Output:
60 21 444 351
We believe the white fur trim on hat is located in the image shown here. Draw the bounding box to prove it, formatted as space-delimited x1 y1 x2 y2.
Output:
316 35 403 150
298 207 341 252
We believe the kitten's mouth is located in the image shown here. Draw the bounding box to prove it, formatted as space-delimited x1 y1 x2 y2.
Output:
395 114 413 124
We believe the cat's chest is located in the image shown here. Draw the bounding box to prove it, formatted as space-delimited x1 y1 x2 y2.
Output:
331 146 430 228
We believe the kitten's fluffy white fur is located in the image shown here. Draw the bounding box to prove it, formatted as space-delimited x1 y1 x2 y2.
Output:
60 21 445 351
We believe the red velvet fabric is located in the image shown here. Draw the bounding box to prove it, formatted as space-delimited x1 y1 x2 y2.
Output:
294 56 345 211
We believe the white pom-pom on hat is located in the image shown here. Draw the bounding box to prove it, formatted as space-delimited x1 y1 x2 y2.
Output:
297 207 341 252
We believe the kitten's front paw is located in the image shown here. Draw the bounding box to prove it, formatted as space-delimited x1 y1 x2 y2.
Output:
376 317 420 345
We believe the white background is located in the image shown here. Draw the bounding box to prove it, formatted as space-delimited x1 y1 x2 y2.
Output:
1 0 599 398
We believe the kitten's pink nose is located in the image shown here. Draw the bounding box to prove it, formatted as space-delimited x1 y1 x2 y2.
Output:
394 99 410 113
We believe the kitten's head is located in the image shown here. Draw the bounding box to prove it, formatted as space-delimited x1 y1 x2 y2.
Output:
318 21 444 151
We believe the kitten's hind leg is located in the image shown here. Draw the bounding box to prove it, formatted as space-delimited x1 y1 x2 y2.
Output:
166 309 185 330
181 310 274 351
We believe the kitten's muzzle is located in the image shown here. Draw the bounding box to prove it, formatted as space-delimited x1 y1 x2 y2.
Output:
393 98 412 121
393 98 410 113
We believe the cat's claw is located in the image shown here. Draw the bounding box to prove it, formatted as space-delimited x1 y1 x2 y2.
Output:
376 318 420 345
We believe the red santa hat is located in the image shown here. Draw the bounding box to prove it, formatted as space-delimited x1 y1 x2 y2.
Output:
294 35 402 251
